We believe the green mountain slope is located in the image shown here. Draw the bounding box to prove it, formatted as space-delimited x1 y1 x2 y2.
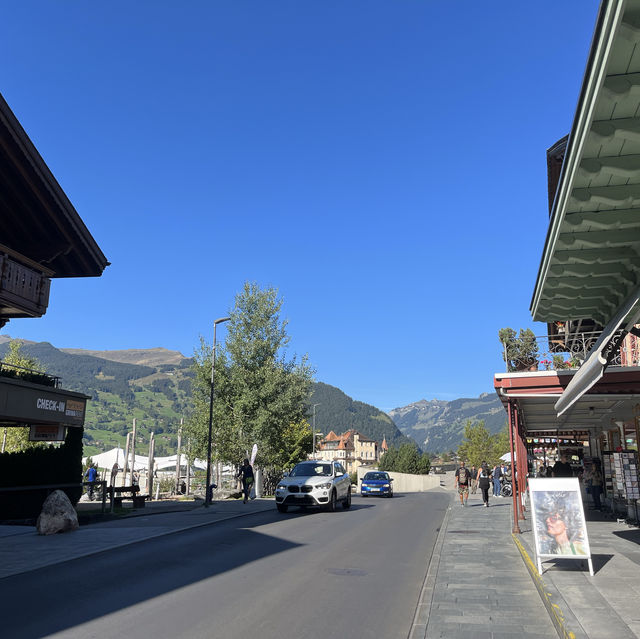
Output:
310 382 416 450
0 339 416 459
0 340 193 457
388 393 506 453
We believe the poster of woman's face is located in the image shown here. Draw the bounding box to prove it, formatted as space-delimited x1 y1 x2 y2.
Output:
529 478 590 558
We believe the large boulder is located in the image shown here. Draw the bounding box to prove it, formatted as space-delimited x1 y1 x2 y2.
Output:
36 490 79 535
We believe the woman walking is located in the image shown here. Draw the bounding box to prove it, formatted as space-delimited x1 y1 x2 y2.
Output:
477 463 491 507
238 458 254 504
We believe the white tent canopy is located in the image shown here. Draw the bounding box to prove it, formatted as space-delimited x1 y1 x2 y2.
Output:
83 447 206 472
499 452 534 463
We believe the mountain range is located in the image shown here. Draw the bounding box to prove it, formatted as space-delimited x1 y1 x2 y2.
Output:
387 393 506 453
0 337 412 457
0 336 504 456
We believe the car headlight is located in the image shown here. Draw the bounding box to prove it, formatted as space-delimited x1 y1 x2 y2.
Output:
276 484 286 491
383 483 390 488
316 482 332 490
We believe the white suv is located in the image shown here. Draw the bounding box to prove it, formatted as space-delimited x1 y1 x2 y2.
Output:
275 460 352 513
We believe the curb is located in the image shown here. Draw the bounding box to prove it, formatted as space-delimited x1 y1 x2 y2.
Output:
512 533 586 639
408 496 453 639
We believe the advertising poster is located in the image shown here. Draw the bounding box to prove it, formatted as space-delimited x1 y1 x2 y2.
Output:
528 477 593 576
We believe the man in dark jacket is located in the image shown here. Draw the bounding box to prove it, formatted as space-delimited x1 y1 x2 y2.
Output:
552 454 573 477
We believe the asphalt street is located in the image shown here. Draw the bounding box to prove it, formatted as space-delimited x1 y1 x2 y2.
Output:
2 492 449 639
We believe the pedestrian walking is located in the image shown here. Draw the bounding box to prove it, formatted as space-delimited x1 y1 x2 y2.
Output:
470 465 478 494
492 464 502 497
238 458 254 504
477 463 491 507
454 461 471 506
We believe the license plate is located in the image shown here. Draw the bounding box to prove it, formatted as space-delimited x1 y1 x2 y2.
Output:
295 493 305 498
370 488 380 491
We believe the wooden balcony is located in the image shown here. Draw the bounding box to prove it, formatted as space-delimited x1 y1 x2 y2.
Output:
0 246 52 327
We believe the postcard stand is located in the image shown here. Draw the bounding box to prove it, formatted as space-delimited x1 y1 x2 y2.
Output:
528 478 594 577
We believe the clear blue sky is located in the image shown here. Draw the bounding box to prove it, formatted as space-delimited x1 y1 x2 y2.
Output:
1 1 599 411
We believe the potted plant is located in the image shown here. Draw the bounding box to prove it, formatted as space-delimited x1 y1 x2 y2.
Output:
499 328 539 372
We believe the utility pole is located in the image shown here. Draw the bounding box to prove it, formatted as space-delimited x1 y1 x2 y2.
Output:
148 431 155 500
130 418 137 485
175 419 183 494
123 432 131 486
312 403 320 459
186 437 191 495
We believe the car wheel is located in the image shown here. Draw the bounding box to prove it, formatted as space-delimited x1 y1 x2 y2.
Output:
276 503 288 513
388 491 393 498
361 493 366 498
343 487 351 509
327 490 337 512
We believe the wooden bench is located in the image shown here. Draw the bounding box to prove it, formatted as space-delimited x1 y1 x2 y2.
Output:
109 485 146 509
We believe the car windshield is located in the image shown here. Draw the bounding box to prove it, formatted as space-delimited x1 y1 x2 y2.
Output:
364 472 387 481
290 463 333 477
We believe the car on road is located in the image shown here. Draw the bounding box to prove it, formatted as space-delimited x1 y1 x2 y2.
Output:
360 471 393 497
275 460 352 513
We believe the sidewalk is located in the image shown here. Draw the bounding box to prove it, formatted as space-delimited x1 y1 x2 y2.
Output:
0 497 274 580
515 504 640 638
411 483 557 639
412 471 640 638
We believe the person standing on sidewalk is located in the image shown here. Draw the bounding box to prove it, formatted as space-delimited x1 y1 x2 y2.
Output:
590 462 604 511
492 464 502 498
552 454 573 477
84 464 97 500
477 463 491 507
454 461 471 506
238 458 254 504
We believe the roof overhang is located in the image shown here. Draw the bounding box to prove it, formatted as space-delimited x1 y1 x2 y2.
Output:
494 367 640 436
0 92 109 278
531 0 640 327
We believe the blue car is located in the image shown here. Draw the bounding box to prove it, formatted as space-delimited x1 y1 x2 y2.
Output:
360 471 393 497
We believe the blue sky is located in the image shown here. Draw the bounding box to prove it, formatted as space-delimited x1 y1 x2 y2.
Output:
1 1 599 411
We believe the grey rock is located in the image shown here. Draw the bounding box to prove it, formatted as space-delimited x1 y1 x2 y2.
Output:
36 490 79 535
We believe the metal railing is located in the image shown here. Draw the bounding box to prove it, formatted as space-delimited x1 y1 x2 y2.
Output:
500 330 638 373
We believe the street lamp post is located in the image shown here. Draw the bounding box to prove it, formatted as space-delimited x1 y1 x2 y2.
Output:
312 403 320 459
205 316 231 507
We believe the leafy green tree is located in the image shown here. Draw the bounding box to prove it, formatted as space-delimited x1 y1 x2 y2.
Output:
186 282 314 469
492 427 511 462
499 327 539 372
1 341 46 452
457 420 508 468
379 443 431 474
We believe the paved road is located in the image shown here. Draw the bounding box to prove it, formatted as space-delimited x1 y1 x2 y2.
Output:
3 492 449 639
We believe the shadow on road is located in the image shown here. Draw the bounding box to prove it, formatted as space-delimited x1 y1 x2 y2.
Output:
3 512 302 638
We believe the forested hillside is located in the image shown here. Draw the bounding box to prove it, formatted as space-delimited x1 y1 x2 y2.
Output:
309 382 416 449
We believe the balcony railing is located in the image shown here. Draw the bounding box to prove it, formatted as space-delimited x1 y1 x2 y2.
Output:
0 361 59 387
0 248 51 323
500 330 638 373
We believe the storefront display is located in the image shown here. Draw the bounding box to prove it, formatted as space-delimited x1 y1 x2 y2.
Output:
603 451 639 501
